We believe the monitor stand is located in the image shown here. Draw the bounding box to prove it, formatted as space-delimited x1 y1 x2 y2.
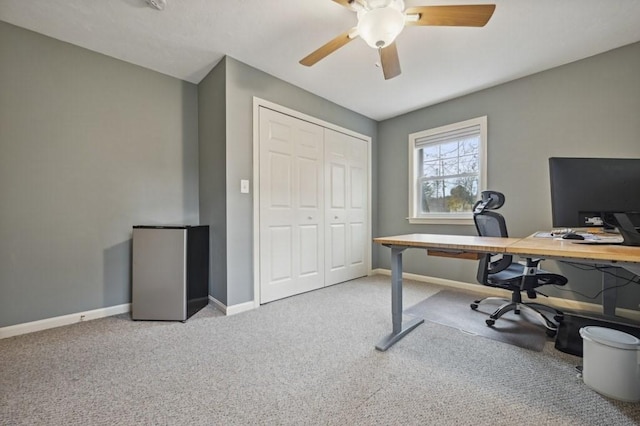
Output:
613 213 640 246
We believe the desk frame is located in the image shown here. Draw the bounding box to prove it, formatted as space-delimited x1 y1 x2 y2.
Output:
375 246 424 351
374 233 640 351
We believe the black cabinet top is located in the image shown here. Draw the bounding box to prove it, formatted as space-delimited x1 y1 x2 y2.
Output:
133 225 208 229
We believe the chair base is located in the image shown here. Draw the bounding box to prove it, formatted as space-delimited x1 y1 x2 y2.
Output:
470 297 563 337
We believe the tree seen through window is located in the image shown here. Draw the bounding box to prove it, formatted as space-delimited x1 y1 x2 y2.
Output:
419 137 479 214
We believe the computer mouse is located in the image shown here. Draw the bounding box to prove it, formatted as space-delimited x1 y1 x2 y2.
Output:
562 232 585 240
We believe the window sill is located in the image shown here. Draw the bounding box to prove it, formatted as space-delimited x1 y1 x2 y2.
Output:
407 216 474 226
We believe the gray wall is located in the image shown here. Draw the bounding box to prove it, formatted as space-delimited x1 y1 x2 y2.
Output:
0 22 199 327
3 16 638 326
198 58 228 303
220 57 378 306
376 41 640 310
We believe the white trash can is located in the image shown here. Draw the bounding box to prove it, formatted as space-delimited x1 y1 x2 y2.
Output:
579 326 640 402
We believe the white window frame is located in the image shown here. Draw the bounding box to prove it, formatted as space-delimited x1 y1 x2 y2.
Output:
408 116 487 225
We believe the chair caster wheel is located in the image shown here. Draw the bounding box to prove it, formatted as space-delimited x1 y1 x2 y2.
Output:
546 329 557 338
486 319 495 327
470 303 478 310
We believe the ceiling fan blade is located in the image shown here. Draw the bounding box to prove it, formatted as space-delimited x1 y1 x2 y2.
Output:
379 42 401 80
405 5 496 27
300 28 357 67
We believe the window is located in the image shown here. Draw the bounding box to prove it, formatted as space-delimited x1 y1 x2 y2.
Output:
408 116 487 224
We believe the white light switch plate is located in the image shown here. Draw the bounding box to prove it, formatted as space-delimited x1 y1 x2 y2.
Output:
240 179 250 194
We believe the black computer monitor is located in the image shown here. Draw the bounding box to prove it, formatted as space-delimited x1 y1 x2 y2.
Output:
549 157 640 229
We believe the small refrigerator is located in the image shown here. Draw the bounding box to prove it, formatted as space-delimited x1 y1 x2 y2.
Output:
132 225 209 321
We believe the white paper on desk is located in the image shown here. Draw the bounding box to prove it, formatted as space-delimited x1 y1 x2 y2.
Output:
534 232 554 238
570 236 624 244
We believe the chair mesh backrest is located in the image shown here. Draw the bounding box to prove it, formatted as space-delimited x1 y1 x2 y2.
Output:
474 207 512 281
474 210 508 238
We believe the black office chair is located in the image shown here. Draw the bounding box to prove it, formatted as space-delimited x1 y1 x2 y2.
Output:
470 190 566 337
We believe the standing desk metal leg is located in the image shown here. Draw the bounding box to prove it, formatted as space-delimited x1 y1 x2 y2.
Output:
601 268 617 317
376 246 424 351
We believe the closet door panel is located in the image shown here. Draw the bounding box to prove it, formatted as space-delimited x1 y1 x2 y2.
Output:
325 129 368 286
347 159 367 272
259 108 324 303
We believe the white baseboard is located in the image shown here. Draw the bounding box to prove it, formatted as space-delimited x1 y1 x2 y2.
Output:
0 303 131 340
371 268 640 322
209 295 256 316
2 295 258 339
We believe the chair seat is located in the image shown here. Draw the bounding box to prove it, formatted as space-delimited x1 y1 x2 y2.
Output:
487 263 567 290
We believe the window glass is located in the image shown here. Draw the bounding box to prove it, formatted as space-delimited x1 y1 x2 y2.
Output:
408 117 487 224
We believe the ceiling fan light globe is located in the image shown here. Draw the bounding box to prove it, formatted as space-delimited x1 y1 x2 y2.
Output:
367 0 392 8
357 7 405 49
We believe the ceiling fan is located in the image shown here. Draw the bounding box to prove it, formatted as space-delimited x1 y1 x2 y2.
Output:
300 0 496 80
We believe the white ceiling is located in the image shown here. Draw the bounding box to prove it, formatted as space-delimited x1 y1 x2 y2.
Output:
1 0 640 121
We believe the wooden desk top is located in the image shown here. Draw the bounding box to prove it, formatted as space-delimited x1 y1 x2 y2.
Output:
374 233 640 264
373 233 520 253
509 235 640 264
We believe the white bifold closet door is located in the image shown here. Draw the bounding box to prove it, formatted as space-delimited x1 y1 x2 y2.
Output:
259 107 368 304
324 129 368 286
259 108 325 303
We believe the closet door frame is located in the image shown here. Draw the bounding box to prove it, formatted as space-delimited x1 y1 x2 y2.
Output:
252 97 372 307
